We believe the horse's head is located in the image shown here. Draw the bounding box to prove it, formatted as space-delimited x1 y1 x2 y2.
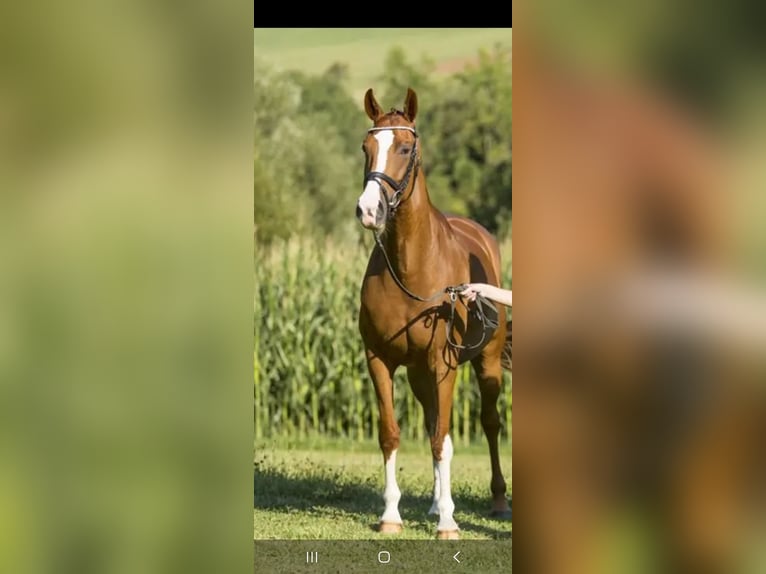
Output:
356 88 420 231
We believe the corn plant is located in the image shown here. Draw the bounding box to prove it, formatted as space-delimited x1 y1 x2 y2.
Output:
254 235 512 444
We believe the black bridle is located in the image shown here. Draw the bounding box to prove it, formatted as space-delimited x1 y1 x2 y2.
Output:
363 126 420 218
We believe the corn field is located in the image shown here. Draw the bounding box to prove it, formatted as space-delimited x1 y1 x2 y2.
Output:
254 234 512 446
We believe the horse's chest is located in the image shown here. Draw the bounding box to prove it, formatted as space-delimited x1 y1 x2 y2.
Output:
360 289 454 363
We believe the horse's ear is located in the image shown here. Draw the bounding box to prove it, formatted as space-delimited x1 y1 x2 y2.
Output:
403 87 418 122
364 89 384 121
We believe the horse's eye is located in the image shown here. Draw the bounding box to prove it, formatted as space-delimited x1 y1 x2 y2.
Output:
399 146 411 156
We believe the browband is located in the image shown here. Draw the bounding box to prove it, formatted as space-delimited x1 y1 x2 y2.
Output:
367 126 418 135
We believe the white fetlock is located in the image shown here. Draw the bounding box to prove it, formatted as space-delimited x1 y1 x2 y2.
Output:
437 515 459 532
434 435 460 534
428 459 441 515
380 508 402 525
380 449 402 528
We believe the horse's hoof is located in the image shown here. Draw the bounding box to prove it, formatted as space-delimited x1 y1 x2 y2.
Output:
436 530 460 540
490 498 512 518
379 521 403 534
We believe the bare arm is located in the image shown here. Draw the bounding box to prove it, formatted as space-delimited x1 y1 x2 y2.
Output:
461 283 513 307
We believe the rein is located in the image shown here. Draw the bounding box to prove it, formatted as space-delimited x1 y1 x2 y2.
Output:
373 230 499 352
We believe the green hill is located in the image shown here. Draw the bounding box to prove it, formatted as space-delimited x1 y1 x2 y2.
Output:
253 28 512 99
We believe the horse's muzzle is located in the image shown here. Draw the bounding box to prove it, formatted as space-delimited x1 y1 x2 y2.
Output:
356 198 387 230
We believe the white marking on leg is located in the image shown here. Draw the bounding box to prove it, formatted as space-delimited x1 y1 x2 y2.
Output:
428 459 441 515
436 435 458 532
358 130 394 227
380 448 402 524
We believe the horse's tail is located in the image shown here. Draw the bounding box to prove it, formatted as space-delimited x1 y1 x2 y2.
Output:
501 319 512 371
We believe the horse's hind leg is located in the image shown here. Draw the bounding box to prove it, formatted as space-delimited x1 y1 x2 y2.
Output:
366 350 403 533
471 351 512 517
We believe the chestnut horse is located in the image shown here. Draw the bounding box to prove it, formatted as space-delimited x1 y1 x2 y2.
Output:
356 87 511 540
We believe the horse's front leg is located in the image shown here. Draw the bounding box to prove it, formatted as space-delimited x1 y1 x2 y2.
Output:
367 351 403 533
428 460 441 515
407 365 442 517
430 363 460 539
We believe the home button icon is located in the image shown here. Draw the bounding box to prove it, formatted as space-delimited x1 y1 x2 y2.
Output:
378 550 391 564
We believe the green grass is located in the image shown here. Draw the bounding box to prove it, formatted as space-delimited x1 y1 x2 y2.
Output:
254 438 512 540
253 28 512 99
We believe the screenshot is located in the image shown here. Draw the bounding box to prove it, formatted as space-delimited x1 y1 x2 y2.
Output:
254 27 513 573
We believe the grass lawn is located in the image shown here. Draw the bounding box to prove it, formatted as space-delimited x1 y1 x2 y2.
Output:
254 437 512 541
253 28 512 101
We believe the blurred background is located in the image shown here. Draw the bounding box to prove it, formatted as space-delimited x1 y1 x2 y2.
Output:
513 3 766 574
0 2 252 574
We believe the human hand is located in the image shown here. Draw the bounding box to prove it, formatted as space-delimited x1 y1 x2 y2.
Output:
460 283 485 303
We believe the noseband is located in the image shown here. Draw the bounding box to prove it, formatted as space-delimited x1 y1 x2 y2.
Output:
363 126 420 217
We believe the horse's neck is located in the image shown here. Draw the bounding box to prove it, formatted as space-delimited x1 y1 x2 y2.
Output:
384 179 442 285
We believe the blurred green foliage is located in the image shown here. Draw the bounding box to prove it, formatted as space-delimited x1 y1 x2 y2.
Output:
254 44 512 245
1 1 252 572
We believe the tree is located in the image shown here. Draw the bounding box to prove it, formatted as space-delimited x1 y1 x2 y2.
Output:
457 45 513 231
409 45 513 232
286 63 368 157
377 47 437 110
254 59 362 244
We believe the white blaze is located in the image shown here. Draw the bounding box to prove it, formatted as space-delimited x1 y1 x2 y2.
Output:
358 130 394 226
380 448 402 524
436 435 458 532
